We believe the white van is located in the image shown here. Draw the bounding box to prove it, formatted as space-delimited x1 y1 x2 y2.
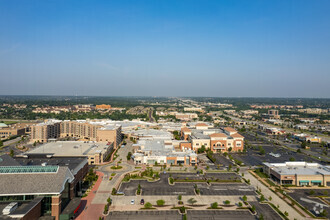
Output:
2 202 18 215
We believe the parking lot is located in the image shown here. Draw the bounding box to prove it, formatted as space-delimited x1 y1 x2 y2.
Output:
107 210 182 220
198 183 255 196
288 189 330 218
231 144 320 167
249 201 282 220
187 210 257 220
119 173 254 196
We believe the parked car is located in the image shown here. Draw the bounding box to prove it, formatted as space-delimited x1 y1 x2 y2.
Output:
140 199 144 205
131 199 135 205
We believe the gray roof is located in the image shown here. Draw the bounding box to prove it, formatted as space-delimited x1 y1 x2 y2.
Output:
0 154 21 166
0 166 74 196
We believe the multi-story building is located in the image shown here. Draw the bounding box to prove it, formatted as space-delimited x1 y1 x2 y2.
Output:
31 119 61 143
32 119 122 147
268 109 280 119
181 126 244 153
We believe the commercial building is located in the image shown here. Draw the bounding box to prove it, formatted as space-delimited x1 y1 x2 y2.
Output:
27 141 114 165
181 126 244 153
263 162 330 186
132 140 197 166
293 133 322 143
0 154 88 220
127 129 173 140
0 123 31 139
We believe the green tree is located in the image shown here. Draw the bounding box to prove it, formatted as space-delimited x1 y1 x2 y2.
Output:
251 205 256 213
268 196 272 201
260 195 265 202
224 200 230 205
127 152 132 160
289 157 295 161
156 200 165 206
9 149 14 157
301 141 307 149
228 147 232 152
242 195 247 202
103 204 108 214
0 139 3 147
284 211 289 216
178 195 182 201
238 202 243 207
187 198 197 206
111 188 117 195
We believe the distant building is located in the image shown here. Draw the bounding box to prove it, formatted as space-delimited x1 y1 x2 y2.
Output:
175 113 198 121
263 162 330 186
184 107 204 112
268 109 280 119
95 104 111 110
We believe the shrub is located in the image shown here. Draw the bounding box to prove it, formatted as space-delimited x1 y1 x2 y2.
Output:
103 204 108 214
238 202 243 207
224 200 230 205
211 202 218 209
169 177 174 184
156 200 165 206
242 195 247 202
144 202 152 209
178 195 182 201
111 188 117 195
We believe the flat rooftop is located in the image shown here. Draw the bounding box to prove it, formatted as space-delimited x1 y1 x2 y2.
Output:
27 141 111 157
264 162 330 176
134 140 196 157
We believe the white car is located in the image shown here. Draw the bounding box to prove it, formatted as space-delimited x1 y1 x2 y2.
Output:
130 199 135 205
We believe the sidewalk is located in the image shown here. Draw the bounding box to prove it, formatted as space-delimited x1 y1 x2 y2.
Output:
75 171 105 220
245 171 306 220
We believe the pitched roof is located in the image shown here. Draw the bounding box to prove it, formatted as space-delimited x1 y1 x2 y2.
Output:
224 127 237 132
0 166 74 195
209 133 227 138
195 123 208 127
231 133 244 138
181 127 191 132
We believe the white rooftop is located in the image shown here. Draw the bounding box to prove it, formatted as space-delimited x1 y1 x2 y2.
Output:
264 162 330 176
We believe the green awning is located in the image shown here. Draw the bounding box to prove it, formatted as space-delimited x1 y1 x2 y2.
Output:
299 180 309 183
311 180 322 183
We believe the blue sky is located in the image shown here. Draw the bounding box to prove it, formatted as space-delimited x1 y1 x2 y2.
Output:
0 0 329 97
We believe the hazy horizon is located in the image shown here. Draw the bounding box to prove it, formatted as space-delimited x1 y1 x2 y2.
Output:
1 0 330 98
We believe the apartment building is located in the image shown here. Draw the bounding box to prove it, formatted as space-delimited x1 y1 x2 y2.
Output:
95 104 111 110
268 109 280 119
32 119 122 146
31 119 61 143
